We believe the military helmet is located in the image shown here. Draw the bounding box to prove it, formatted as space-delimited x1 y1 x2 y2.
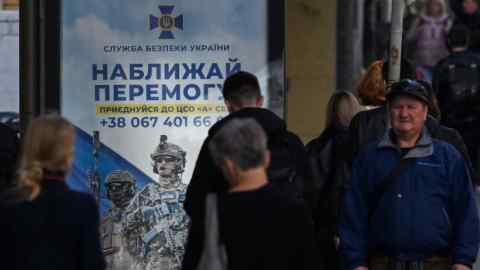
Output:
151 135 186 174
105 170 136 185
105 170 136 205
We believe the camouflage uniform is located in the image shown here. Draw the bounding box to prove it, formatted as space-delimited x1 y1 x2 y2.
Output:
122 136 190 270
101 170 137 270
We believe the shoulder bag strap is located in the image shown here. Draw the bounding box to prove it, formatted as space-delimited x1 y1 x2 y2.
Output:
197 193 228 270
368 158 416 218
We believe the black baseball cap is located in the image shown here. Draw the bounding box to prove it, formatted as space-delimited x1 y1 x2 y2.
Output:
386 79 431 106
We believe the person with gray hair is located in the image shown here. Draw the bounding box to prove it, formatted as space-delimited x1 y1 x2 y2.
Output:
182 118 320 270
209 118 269 189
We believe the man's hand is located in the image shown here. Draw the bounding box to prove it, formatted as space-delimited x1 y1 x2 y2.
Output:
353 267 368 270
452 264 470 270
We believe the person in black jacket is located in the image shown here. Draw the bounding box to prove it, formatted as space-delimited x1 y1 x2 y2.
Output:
182 71 308 270
451 0 480 50
306 91 362 270
0 115 105 270
195 118 320 270
433 24 480 179
452 0 480 29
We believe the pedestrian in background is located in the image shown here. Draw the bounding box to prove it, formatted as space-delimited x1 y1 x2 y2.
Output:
407 0 452 83
451 0 480 51
307 91 362 270
356 60 387 109
0 114 105 270
433 23 480 184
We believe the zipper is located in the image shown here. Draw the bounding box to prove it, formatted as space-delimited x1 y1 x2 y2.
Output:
442 207 452 230
442 207 452 231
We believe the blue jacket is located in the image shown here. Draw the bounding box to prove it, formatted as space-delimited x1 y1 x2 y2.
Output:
339 129 480 270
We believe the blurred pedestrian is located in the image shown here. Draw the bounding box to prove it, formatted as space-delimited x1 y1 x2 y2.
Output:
357 60 388 108
452 0 480 50
433 23 480 184
340 79 480 270
0 114 105 270
454 0 480 30
307 91 362 270
407 0 452 83
192 118 320 270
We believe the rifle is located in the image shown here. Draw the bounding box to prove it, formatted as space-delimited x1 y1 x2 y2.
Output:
89 130 102 205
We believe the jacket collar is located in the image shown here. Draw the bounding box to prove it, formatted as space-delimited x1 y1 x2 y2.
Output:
378 127 433 159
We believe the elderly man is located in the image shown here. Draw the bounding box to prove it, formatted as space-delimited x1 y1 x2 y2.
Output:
339 80 480 270
188 118 319 270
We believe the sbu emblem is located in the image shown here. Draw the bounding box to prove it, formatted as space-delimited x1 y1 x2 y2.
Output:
149 5 183 39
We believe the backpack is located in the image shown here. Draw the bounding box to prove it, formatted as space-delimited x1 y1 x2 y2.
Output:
266 131 306 201
442 61 480 125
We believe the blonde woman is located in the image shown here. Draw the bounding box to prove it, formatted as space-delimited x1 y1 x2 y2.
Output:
306 91 362 270
0 115 105 270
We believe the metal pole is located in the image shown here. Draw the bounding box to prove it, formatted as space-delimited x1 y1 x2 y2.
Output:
388 0 405 83
383 0 393 23
337 0 364 92
19 0 39 133
39 0 46 114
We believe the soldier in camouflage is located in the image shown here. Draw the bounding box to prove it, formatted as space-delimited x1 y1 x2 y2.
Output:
101 170 137 270
122 135 190 270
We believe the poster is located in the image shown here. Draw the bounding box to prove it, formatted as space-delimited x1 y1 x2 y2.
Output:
61 1 284 269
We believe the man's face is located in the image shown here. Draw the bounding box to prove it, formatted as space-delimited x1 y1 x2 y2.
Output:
390 96 428 138
464 0 479 15
154 155 178 183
